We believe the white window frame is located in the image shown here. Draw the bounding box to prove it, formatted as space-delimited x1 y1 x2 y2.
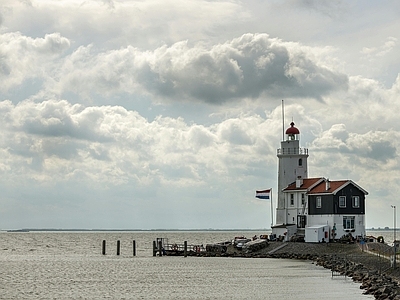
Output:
316 196 321 208
339 196 346 208
290 194 294 206
343 216 355 229
301 193 305 206
352 196 360 208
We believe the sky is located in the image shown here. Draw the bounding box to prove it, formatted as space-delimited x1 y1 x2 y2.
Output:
0 0 400 230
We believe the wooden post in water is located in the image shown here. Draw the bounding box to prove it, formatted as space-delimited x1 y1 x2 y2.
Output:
133 240 136 256
158 240 163 257
153 241 157 256
184 241 187 257
102 240 106 255
117 240 121 256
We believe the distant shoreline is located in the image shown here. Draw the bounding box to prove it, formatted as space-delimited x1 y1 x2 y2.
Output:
3 228 396 233
3 228 271 232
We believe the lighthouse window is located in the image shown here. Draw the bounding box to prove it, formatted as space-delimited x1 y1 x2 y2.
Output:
316 196 321 208
343 216 355 229
339 196 346 208
290 194 294 206
298 158 302 166
301 193 305 206
352 196 360 208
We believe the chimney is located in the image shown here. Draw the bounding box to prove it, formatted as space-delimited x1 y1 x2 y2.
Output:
296 176 303 188
326 179 330 191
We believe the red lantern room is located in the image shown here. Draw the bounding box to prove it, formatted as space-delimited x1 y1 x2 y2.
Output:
285 122 299 140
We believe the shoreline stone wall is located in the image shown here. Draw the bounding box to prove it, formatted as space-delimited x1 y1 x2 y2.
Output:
198 242 400 300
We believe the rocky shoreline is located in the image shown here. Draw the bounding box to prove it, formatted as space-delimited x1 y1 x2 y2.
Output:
201 242 400 300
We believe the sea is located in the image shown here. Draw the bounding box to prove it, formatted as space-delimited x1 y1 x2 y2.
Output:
0 230 391 299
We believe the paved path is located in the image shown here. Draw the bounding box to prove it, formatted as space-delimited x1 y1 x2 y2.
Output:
267 243 288 254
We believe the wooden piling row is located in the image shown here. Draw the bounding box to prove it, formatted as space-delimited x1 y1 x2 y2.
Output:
101 240 136 256
101 239 191 257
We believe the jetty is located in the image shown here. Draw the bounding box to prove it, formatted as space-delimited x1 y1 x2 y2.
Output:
152 238 205 257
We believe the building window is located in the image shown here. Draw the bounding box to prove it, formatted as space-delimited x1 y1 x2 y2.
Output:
339 196 346 208
301 193 305 206
290 194 294 206
298 158 302 166
343 216 355 229
316 196 321 208
352 196 360 208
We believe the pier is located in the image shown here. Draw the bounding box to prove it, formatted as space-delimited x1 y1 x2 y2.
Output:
152 238 205 257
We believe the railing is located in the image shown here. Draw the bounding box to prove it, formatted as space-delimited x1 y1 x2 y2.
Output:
166 243 205 252
277 148 308 155
364 242 396 273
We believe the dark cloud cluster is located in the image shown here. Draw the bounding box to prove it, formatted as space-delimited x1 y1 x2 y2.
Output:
54 34 348 105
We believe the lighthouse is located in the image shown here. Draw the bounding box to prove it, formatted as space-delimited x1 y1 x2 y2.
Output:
269 118 368 243
275 122 309 225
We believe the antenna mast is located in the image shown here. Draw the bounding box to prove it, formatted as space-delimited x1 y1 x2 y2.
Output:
282 100 285 141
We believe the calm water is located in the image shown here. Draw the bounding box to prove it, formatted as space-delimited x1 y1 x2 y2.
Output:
0 231 380 299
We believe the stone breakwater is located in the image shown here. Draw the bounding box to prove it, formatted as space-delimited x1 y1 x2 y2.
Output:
197 242 400 300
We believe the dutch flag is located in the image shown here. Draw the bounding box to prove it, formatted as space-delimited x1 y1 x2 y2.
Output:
255 189 271 200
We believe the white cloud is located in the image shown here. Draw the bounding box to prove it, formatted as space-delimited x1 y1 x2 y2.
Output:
361 37 398 58
0 99 275 185
0 32 70 92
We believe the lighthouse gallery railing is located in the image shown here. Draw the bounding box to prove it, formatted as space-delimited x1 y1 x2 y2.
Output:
277 148 308 155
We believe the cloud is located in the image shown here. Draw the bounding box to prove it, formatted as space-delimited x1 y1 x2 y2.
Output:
0 99 277 187
361 37 397 58
361 37 398 58
0 26 349 105
218 118 254 145
48 33 348 104
1 0 248 49
0 32 70 92
310 124 398 175
290 0 345 18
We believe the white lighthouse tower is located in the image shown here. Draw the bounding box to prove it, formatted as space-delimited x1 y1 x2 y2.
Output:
275 122 309 225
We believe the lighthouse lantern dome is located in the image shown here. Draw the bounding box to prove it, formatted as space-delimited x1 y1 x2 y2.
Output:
285 122 300 140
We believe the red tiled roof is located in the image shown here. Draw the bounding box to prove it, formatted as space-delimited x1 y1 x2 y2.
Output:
307 180 349 194
283 177 324 191
284 178 368 195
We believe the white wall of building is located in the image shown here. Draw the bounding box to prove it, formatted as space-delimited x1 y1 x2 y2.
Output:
284 191 307 225
308 214 365 239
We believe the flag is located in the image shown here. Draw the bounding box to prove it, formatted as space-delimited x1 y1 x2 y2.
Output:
256 189 271 200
